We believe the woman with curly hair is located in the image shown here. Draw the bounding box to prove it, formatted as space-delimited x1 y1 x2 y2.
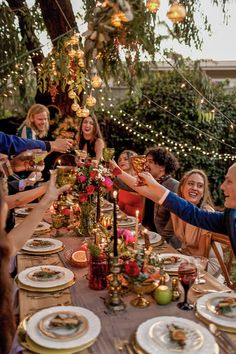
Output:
76 115 105 161
17 104 50 140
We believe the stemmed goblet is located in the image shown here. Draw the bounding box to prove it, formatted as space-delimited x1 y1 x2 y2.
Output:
103 147 115 168
192 256 208 284
177 259 197 310
130 155 147 186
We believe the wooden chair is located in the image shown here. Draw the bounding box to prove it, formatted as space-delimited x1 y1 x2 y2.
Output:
209 233 236 289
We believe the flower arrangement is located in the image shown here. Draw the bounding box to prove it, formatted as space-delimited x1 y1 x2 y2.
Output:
73 162 113 204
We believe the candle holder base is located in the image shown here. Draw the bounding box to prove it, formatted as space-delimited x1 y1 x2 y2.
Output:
130 294 150 308
105 296 126 311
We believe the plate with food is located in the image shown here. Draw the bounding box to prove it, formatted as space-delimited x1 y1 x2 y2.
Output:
158 253 190 273
117 216 136 228
22 238 63 253
206 296 236 319
27 306 101 349
138 231 162 246
18 265 74 289
39 311 89 340
136 316 216 354
34 221 51 233
101 199 113 212
15 206 34 216
196 293 236 330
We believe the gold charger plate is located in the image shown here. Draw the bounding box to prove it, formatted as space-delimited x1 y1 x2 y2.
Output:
195 310 236 333
17 317 96 354
21 245 64 255
15 276 75 292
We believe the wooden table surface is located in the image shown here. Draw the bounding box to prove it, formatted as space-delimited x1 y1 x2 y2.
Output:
15 221 236 354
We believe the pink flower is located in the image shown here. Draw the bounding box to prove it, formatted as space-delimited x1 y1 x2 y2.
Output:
101 176 113 191
79 193 88 203
77 175 86 183
86 185 96 195
118 228 135 244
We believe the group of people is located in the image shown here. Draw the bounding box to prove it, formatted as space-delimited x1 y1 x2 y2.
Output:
1 102 236 353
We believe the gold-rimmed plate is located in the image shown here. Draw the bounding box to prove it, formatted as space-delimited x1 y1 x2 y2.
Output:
15 277 75 292
22 238 63 253
206 296 236 319
158 253 190 274
39 311 89 340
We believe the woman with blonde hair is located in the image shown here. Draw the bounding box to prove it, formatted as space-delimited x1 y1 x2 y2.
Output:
17 104 50 139
76 115 105 161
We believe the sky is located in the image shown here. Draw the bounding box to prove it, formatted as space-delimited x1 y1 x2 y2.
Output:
24 0 236 61
70 0 236 62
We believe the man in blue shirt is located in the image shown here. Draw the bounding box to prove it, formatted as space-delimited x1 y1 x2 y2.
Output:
0 131 72 156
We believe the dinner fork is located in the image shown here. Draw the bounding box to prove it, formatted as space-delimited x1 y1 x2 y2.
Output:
209 324 236 354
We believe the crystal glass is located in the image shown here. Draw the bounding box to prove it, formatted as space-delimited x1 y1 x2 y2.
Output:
56 166 77 187
51 213 64 237
130 155 146 186
74 149 87 165
88 253 109 290
103 148 115 167
177 260 197 310
192 256 208 284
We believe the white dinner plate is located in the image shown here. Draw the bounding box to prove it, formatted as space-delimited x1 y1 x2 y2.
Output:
196 293 236 329
18 265 74 289
22 238 63 253
15 206 34 216
27 306 101 349
117 216 136 228
136 316 216 354
138 231 162 246
34 221 51 233
158 253 190 273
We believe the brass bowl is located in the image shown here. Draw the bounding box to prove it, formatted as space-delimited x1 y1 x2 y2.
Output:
131 282 158 295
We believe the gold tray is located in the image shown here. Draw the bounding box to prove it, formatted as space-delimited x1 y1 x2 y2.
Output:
21 245 64 255
15 276 75 292
17 316 96 354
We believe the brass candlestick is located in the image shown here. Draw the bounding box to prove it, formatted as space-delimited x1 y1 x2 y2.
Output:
105 256 126 311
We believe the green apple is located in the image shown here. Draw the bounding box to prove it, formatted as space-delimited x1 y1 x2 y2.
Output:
154 285 172 305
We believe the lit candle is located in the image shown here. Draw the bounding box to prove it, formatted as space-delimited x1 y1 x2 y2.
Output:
50 204 55 214
96 189 100 223
134 209 139 249
113 190 118 257
58 159 61 166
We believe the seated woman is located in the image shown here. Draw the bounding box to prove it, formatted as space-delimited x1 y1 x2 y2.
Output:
0 170 70 353
170 169 223 277
117 150 143 220
76 115 105 161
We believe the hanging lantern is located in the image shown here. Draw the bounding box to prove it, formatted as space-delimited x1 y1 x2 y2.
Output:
68 90 77 100
86 95 96 107
146 0 160 13
91 75 103 88
167 1 186 23
111 13 122 28
76 107 90 118
117 11 128 22
71 102 80 112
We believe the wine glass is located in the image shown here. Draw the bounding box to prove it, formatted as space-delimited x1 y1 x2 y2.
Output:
130 155 147 186
51 213 64 237
103 148 115 167
177 260 197 310
192 256 208 284
74 149 87 166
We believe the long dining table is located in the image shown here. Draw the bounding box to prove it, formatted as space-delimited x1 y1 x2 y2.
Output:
14 208 236 354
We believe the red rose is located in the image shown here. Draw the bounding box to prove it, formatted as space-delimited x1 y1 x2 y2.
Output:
124 260 140 277
89 170 98 180
77 175 86 183
79 193 88 203
62 208 70 216
86 185 96 195
113 167 122 176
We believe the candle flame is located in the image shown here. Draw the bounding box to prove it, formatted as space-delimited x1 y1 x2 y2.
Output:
136 210 139 217
58 159 61 165
113 190 118 199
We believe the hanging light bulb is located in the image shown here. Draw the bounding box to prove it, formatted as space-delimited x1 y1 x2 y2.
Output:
68 90 77 100
167 1 186 23
146 0 160 13
76 107 90 118
91 74 103 88
86 95 97 107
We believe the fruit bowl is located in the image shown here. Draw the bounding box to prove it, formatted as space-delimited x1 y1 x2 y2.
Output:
131 282 158 295
64 249 88 268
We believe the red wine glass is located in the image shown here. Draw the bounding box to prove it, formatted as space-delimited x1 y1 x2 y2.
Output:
177 260 197 310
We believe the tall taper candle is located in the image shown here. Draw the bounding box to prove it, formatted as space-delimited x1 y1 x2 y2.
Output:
96 189 100 222
134 209 139 250
113 190 118 257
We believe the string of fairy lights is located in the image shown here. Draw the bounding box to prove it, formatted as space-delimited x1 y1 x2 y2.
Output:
93 87 236 161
